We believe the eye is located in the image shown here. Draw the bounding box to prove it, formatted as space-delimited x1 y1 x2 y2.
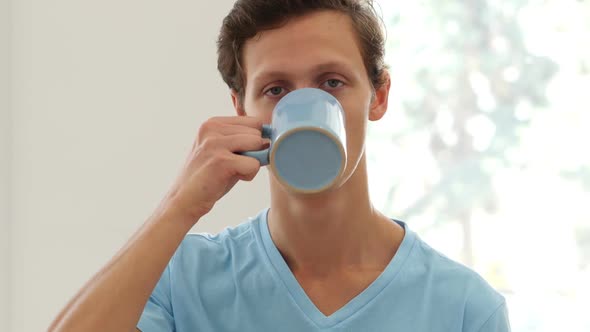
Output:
322 79 344 89
264 86 287 98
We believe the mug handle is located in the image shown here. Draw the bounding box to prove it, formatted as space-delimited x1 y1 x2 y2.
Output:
238 124 272 166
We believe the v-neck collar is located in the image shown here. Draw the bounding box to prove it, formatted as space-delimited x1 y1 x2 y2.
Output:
253 208 417 329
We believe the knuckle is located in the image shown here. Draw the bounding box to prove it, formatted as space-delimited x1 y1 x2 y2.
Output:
200 137 219 152
209 151 230 165
209 116 224 123
199 120 213 133
198 119 220 137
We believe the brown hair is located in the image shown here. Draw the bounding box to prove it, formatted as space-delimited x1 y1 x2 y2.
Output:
216 0 388 102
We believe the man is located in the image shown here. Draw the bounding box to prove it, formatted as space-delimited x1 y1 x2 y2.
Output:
48 0 511 331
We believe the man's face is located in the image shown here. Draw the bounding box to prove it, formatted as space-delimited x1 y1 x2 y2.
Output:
235 10 389 190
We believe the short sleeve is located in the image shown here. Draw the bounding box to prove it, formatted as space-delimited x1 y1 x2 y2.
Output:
476 302 511 332
137 263 175 332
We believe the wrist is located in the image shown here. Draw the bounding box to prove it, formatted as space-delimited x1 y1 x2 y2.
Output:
151 197 205 232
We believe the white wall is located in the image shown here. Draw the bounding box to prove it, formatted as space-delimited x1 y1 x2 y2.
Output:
10 1 270 331
1 0 12 330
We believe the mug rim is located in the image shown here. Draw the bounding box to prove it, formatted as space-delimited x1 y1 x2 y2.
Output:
269 126 347 194
274 88 345 117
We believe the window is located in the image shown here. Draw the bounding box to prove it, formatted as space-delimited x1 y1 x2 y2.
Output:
369 1 590 331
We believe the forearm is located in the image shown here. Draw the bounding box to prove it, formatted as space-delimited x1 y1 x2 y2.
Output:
47 115 265 331
48 203 198 332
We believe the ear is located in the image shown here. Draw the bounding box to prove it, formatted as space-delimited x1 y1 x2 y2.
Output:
368 71 391 121
231 90 246 116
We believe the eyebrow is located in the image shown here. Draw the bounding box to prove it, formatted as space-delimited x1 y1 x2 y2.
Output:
250 61 356 87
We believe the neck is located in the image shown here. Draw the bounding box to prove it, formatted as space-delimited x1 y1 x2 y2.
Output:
267 156 404 276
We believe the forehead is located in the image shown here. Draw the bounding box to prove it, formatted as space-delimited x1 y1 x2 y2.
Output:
242 10 366 84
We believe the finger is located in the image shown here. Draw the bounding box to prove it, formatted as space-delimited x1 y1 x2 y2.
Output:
213 124 264 137
218 134 271 153
211 116 265 129
230 153 263 182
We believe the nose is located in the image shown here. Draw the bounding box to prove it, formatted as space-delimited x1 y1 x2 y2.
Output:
290 78 323 92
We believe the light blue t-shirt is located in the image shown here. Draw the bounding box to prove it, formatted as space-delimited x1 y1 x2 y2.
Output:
138 208 510 331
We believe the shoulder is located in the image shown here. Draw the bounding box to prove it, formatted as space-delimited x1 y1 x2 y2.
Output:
184 218 255 248
411 234 505 300
408 233 507 330
168 217 259 274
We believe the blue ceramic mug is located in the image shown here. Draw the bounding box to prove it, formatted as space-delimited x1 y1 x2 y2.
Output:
241 88 347 193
